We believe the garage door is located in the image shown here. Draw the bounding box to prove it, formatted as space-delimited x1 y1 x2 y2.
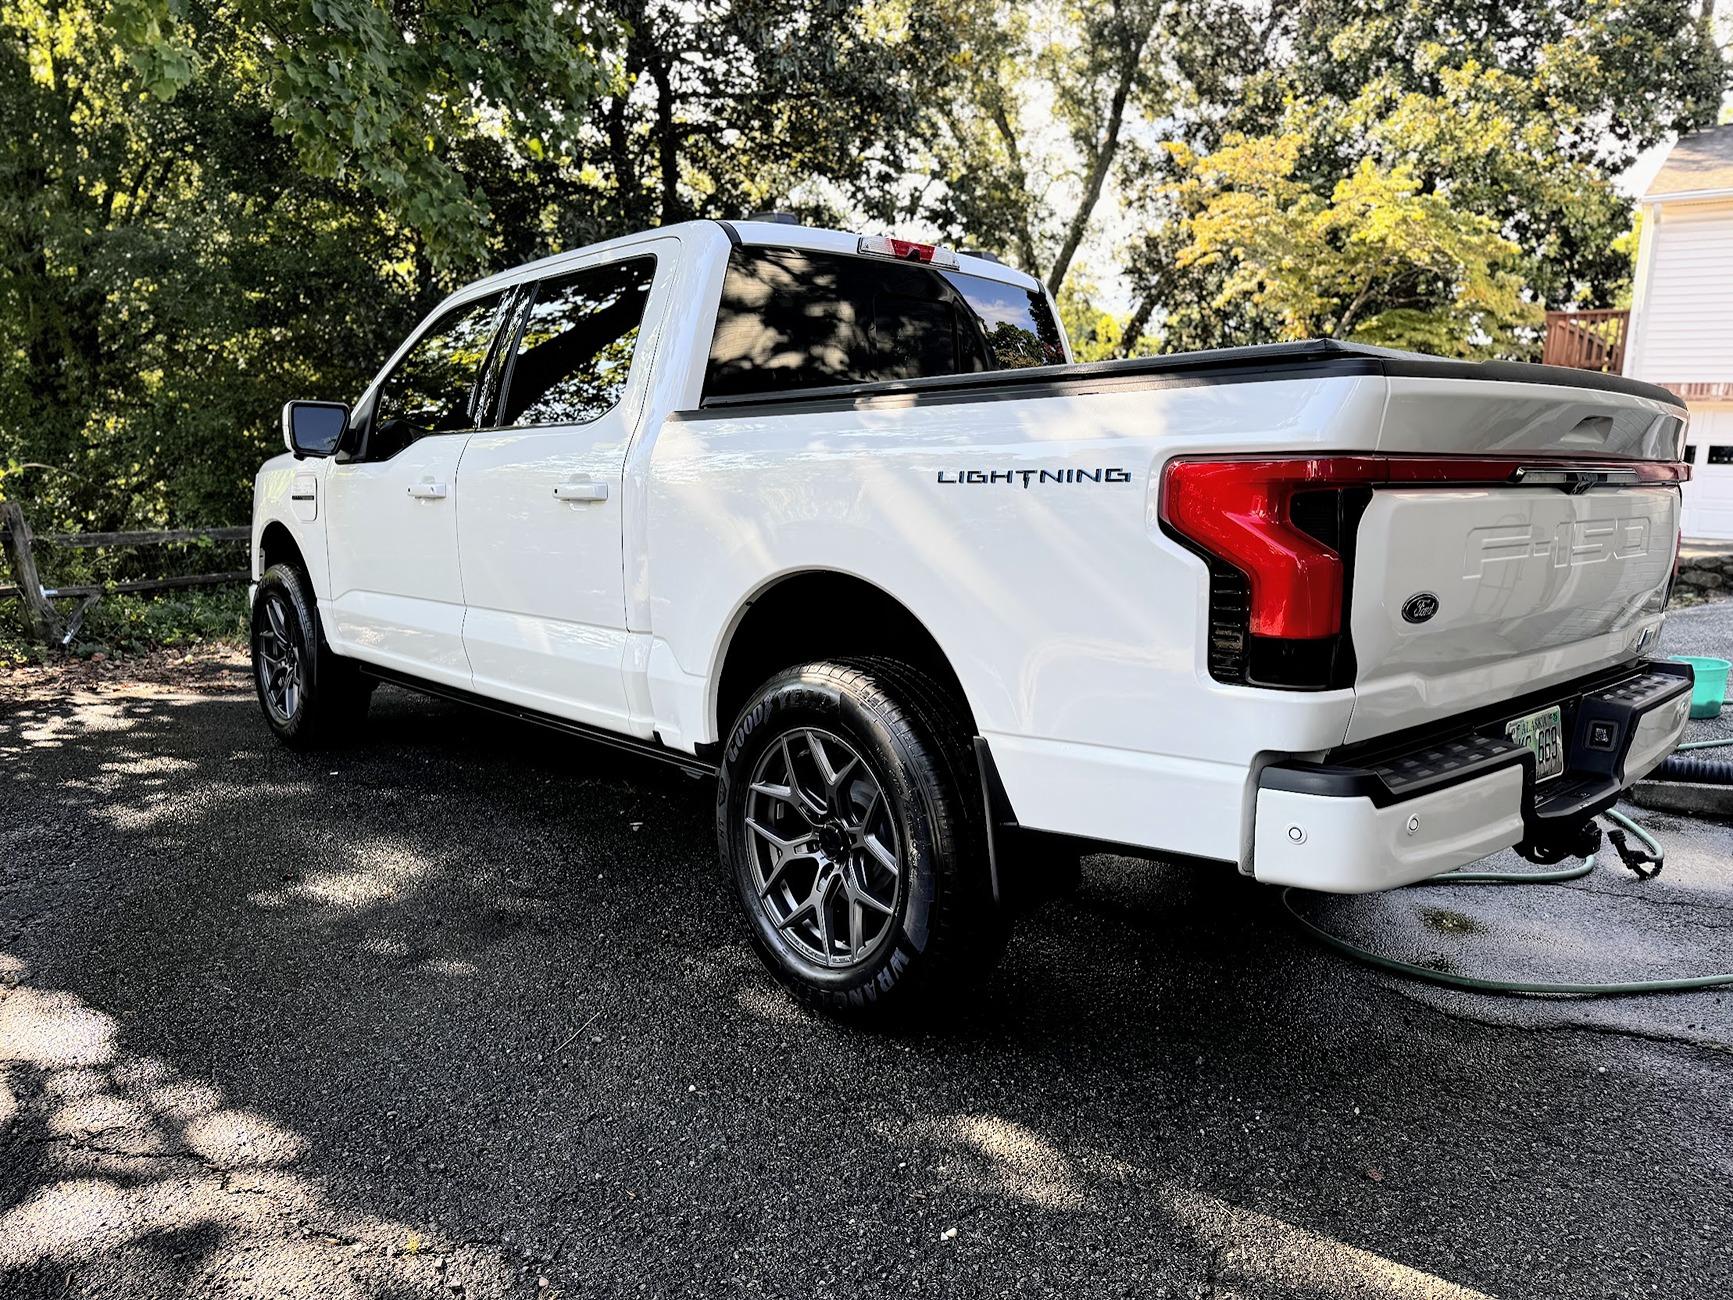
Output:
1683 405 1733 541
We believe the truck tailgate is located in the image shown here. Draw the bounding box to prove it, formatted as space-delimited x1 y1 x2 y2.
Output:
1340 375 1687 744
1346 483 1678 744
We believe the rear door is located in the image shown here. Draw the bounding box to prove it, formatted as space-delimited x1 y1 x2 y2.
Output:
323 291 508 689
456 249 664 729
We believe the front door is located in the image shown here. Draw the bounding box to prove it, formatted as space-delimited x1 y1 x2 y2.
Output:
324 291 507 690
457 252 663 730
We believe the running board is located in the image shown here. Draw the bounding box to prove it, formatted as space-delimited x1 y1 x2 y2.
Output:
357 665 718 778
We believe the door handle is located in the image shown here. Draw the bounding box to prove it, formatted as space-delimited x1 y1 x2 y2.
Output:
406 481 449 500
553 481 609 503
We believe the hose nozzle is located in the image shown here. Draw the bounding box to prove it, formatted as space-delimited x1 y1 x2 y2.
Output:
1607 827 1664 879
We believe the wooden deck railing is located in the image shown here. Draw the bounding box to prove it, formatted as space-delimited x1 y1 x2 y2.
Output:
0 500 248 646
1542 309 1630 374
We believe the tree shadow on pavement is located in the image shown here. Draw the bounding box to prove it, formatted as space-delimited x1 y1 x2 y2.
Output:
3 682 1731 1298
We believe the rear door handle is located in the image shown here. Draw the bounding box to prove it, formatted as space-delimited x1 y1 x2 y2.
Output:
406 481 449 500
553 481 609 503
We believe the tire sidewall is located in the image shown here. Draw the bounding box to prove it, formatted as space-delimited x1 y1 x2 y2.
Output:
719 670 948 1000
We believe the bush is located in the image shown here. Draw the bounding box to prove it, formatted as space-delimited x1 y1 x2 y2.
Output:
0 586 246 666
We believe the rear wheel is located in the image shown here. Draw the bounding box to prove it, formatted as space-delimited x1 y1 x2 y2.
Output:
717 660 1003 1017
251 562 371 749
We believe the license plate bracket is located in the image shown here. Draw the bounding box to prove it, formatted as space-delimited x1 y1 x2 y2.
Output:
1505 705 1565 783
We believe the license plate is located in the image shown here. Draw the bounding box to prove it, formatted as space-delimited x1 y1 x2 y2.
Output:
1505 705 1565 782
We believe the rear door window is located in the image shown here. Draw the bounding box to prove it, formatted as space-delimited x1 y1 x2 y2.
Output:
370 293 506 459
703 247 1064 399
497 257 656 428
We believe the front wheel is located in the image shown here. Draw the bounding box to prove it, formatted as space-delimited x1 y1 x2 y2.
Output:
717 660 1003 1017
251 563 371 749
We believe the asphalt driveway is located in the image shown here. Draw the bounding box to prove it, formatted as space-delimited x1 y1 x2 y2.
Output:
2 603 1731 1299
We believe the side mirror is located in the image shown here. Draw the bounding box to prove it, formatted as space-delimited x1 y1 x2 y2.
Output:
282 401 350 458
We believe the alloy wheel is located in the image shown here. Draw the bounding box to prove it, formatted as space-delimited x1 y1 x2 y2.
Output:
744 727 903 969
256 593 303 724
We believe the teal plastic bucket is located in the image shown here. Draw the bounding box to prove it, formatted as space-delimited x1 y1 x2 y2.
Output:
1671 655 1731 719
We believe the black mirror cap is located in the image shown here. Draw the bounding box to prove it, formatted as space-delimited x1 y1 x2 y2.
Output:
282 400 349 458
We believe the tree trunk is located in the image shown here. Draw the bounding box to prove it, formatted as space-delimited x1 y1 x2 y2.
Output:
603 94 646 230
1120 293 1157 356
989 102 1041 274
646 53 684 221
605 0 651 230
1045 20 1154 296
1332 278 1380 339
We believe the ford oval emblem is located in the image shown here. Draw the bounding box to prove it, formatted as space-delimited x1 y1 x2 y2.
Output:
1402 592 1440 624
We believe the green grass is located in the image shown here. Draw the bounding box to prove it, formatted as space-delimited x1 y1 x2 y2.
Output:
0 585 247 666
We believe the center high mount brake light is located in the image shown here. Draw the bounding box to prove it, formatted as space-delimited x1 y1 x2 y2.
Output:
856 235 960 269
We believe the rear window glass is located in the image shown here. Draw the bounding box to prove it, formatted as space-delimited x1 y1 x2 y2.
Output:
703 247 1065 400
499 257 655 428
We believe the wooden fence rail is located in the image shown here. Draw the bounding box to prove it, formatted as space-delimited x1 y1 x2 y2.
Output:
0 500 249 646
1541 308 1630 374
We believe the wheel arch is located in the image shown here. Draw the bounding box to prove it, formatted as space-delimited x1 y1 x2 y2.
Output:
257 520 308 582
709 568 980 744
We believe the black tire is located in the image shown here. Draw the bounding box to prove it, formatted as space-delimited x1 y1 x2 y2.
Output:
250 562 371 750
717 660 1005 1018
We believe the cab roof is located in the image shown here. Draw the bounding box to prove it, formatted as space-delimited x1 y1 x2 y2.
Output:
459 219 1041 302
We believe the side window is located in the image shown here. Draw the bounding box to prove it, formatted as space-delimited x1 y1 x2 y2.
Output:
370 293 505 459
498 257 656 428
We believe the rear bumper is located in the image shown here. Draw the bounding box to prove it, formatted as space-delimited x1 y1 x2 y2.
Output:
1252 659 1693 892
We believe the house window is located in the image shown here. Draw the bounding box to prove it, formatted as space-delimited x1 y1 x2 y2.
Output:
1708 446 1733 465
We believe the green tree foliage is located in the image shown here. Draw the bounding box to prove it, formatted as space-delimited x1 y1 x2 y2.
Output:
914 0 1184 289
1117 0 1727 354
1166 132 1542 355
0 2 432 531
592 0 956 232
107 0 617 271
0 0 952 536
0 0 1726 552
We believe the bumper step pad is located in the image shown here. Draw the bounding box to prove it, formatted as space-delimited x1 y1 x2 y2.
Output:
1262 659 1695 826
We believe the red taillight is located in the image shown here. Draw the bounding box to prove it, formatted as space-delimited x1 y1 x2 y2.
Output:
1161 458 1355 639
1159 453 1689 684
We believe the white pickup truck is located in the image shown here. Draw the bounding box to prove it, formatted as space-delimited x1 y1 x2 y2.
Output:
253 218 1695 1014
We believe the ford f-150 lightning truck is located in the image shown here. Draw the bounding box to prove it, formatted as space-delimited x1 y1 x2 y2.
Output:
252 218 1696 1015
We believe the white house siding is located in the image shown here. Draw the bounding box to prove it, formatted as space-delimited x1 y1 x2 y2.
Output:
1627 198 1733 383
1626 196 1733 541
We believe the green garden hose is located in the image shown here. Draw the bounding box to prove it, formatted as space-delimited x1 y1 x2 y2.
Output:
1284 735 1733 997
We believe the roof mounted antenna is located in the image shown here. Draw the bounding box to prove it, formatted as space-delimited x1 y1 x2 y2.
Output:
746 211 801 225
